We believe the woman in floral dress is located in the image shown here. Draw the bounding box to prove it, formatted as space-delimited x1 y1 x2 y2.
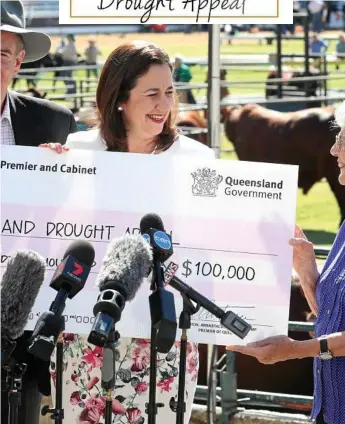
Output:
46 40 215 424
51 335 199 423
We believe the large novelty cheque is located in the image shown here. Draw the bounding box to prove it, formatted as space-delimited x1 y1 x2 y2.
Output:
0 146 298 345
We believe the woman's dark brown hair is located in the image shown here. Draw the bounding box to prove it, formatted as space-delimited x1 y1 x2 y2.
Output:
95 41 179 152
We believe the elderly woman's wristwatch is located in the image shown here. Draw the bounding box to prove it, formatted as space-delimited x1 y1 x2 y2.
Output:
319 335 333 360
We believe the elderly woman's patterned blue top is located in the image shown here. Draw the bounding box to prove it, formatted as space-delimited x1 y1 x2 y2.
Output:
311 221 345 424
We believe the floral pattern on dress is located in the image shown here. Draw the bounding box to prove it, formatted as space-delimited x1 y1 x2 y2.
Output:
50 333 199 424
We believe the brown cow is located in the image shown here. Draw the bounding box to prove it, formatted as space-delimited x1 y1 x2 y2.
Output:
197 281 314 400
223 104 344 226
176 110 208 145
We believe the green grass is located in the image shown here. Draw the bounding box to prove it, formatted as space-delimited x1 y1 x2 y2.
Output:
296 182 339 244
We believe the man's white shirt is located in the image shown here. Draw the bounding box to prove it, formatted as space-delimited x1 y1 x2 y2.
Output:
1 93 15 145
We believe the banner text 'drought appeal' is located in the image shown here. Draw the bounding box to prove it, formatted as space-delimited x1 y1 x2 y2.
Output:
59 0 293 24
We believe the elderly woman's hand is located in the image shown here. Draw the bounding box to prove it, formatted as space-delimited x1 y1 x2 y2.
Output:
226 335 300 364
39 143 69 154
288 225 319 285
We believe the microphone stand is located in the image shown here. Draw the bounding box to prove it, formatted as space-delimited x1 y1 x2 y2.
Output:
29 289 69 423
146 261 166 424
176 295 200 424
101 329 120 424
41 332 65 424
147 326 162 424
3 358 27 424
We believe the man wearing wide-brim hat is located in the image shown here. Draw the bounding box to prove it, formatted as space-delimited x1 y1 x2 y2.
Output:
1 1 76 423
1 0 76 149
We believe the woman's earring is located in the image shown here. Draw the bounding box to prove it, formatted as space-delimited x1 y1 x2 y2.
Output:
118 106 123 112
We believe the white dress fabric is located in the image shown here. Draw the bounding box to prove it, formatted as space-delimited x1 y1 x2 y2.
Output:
50 130 215 424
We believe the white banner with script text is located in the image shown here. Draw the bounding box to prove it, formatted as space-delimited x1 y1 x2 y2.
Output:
59 0 293 25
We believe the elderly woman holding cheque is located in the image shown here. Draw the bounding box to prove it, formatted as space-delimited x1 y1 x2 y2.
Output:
41 41 214 423
227 101 345 424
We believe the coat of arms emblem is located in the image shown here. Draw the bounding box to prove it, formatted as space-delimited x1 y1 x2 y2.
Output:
191 168 223 197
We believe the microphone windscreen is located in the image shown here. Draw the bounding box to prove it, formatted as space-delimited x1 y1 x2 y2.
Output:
1 250 46 339
62 240 95 265
49 239 95 298
140 213 165 234
96 234 152 301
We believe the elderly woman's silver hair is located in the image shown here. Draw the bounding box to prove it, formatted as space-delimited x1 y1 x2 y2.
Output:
334 101 345 129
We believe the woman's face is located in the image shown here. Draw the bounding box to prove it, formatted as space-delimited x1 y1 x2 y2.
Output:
121 64 174 143
331 128 345 186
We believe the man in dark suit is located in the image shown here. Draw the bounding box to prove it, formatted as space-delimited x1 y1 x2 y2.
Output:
1 1 76 423
1 1 76 148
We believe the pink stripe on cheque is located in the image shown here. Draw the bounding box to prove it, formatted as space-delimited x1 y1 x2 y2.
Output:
1 205 291 250
1 204 292 308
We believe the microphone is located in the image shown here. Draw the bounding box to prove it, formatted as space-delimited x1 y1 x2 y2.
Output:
28 240 95 361
49 240 95 313
87 234 152 348
1 250 46 364
164 261 252 339
140 213 174 263
140 213 177 354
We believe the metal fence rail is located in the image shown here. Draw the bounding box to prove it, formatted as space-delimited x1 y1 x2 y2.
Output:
17 64 345 84
195 385 314 411
14 64 345 114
